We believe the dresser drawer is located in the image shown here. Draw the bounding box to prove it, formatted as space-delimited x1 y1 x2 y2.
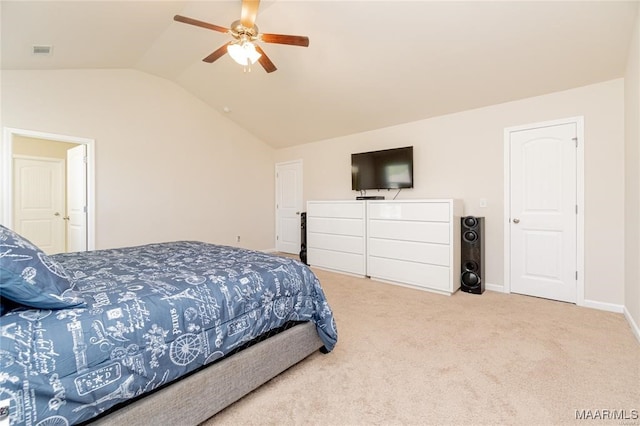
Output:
368 220 450 244
368 256 451 292
308 232 364 255
308 248 365 276
368 238 450 267
307 217 364 237
368 201 450 222
308 201 364 219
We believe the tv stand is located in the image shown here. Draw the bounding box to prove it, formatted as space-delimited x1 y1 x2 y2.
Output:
356 196 385 200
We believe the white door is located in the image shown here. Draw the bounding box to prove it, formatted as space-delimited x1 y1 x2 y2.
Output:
66 145 87 252
509 122 577 303
275 160 303 254
13 156 66 254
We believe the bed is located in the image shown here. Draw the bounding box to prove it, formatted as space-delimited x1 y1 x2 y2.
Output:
0 225 337 426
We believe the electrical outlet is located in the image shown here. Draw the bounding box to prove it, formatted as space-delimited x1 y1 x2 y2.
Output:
236 236 241 243
480 198 487 208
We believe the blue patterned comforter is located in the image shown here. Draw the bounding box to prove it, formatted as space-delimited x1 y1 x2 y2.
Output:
0 241 337 425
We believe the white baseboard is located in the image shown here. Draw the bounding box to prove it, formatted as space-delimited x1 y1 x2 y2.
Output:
485 282 505 293
488 285 631 314
624 307 640 344
582 299 624 313
458 283 638 344
470 283 638 344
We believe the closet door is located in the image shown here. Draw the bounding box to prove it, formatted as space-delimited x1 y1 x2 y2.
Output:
508 122 578 303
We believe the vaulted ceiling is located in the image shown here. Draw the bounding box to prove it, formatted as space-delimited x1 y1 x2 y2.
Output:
2 1 638 148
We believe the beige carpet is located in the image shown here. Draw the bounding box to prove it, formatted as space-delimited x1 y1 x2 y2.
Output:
204 268 640 425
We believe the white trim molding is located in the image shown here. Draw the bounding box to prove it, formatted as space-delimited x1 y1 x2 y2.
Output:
485 282 505 293
624 308 640 344
582 299 624 314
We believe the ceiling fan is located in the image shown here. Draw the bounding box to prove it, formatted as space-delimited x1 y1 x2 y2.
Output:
174 0 309 73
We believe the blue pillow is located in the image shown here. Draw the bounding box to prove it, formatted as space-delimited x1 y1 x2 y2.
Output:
0 225 85 309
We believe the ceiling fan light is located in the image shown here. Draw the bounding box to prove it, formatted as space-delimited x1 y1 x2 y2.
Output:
228 41 261 66
245 42 262 64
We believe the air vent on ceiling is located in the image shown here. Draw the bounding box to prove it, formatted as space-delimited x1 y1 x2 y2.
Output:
32 45 53 55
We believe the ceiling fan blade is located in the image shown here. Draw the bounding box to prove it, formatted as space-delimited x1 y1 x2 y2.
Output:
260 33 309 47
203 42 232 63
174 15 229 33
254 45 277 73
240 0 260 28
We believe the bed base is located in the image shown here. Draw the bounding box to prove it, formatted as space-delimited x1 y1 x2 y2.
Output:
90 321 323 425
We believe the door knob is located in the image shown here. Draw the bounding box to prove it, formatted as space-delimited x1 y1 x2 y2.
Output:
54 212 60 216
296 212 301 215
513 218 520 224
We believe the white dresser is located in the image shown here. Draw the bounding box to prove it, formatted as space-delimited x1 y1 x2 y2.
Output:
367 199 462 294
306 200 366 276
306 199 462 295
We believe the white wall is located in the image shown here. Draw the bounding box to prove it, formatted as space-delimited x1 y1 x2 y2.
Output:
624 8 640 338
276 79 626 307
1 69 276 251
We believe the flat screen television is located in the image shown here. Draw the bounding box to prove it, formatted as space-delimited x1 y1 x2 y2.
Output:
351 146 414 191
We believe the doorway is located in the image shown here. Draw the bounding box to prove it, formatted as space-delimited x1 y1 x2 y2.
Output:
275 160 303 254
1 127 96 252
503 117 584 305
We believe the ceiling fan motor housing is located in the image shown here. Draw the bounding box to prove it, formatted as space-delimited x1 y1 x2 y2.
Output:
230 20 258 41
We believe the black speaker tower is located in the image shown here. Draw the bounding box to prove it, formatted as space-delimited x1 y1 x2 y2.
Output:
460 216 485 294
300 212 308 265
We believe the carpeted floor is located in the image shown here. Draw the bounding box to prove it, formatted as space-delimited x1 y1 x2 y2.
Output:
204 267 640 425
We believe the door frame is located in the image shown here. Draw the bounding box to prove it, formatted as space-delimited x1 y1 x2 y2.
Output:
1 127 96 250
275 159 303 253
503 116 585 306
